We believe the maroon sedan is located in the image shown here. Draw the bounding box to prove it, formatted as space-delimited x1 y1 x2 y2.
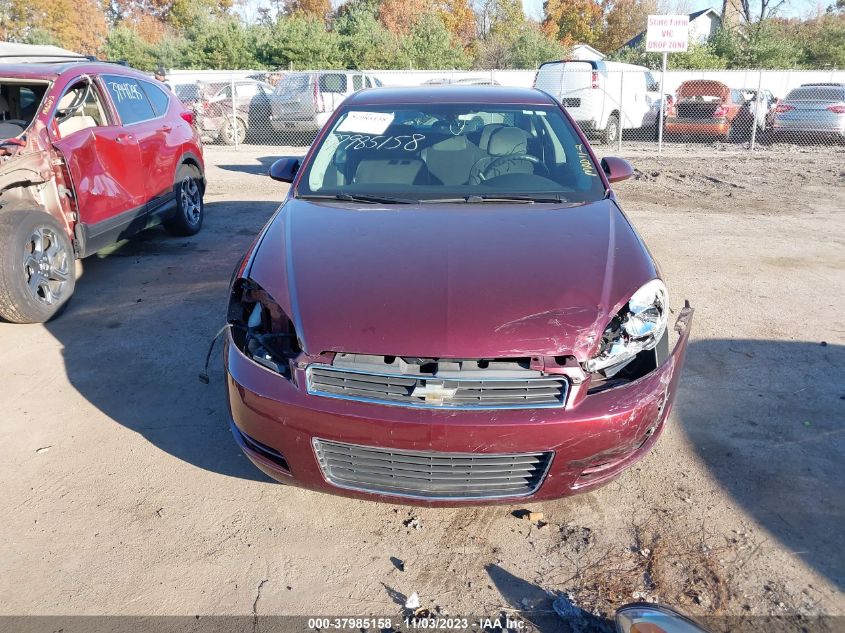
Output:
224 86 694 505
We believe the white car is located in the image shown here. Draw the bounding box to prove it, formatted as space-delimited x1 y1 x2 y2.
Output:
534 60 662 143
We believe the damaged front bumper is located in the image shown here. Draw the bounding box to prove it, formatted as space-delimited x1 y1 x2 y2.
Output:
225 305 694 506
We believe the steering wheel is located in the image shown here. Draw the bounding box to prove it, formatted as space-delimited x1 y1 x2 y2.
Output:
448 119 466 136
472 153 549 183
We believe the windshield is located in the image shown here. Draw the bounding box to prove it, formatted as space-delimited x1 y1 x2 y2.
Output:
276 74 310 96
297 104 605 202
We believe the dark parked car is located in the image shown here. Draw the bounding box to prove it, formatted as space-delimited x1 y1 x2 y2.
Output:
0 59 205 323
224 86 694 505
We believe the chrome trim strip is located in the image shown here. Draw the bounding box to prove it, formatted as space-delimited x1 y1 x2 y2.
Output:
305 364 568 410
312 437 555 501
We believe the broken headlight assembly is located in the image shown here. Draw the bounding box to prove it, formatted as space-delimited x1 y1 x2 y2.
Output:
584 279 669 377
227 279 301 377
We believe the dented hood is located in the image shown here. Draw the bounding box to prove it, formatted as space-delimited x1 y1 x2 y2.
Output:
248 198 658 361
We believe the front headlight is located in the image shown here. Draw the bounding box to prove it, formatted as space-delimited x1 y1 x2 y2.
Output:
584 279 668 374
227 278 301 376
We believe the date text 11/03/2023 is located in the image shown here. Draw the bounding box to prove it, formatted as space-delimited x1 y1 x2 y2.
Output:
306 616 528 630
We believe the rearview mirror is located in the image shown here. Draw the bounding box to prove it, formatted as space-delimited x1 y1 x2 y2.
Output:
601 156 633 184
269 157 300 183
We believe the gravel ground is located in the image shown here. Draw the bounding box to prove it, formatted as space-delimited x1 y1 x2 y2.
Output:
1 143 843 629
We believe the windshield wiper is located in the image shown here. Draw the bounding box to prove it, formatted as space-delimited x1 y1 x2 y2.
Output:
425 194 569 204
296 193 416 204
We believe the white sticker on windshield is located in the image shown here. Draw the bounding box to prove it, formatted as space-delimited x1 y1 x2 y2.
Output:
336 111 394 135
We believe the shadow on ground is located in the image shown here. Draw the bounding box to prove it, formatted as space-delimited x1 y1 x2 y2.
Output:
216 153 309 176
43 199 280 482
485 564 612 633
676 338 845 591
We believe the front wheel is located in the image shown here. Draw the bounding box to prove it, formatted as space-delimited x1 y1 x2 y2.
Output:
0 209 76 323
164 165 205 236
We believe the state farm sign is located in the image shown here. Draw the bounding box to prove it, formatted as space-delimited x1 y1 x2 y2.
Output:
645 15 689 52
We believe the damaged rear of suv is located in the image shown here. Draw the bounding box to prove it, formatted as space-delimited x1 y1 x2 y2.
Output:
0 56 205 323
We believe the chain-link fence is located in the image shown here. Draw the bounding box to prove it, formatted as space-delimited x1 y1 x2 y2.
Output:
166 68 845 155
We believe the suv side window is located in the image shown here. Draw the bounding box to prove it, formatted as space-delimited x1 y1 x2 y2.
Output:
730 89 744 104
103 75 156 125
353 75 363 91
319 74 347 94
140 80 170 116
645 72 659 92
55 80 109 138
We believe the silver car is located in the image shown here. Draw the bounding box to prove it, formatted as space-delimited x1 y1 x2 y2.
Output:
773 83 845 141
269 71 382 139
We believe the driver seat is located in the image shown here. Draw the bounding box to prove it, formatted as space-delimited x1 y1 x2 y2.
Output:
470 127 534 183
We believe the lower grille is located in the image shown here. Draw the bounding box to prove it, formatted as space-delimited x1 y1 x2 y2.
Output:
307 365 567 409
313 439 553 499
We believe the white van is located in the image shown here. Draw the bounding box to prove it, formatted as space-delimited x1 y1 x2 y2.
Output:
534 60 662 143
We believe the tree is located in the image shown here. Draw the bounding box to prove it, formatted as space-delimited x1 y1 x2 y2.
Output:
800 14 845 67
7 0 108 54
509 22 567 67
597 0 658 51
181 15 258 69
107 0 233 30
477 0 525 37
735 0 788 23
287 0 332 23
399 12 470 68
710 21 801 68
542 0 604 46
335 5 403 68
379 0 476 47
256 15 344 69
104 25 186 69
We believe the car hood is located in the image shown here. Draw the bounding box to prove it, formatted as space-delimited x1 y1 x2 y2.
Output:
247 198 658 361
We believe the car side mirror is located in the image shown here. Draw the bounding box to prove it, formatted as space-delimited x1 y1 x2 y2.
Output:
601 156 633 184
269 157 300 183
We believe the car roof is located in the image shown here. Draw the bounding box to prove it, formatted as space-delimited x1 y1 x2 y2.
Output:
345 85 557 106
0 60 148 81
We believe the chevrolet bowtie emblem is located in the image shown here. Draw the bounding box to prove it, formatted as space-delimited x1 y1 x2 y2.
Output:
411 380 459 405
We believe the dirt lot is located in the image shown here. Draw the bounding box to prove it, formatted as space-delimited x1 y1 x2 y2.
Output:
1 143 843 629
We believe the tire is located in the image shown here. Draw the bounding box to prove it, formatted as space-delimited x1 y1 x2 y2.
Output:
164 164 205 237
220 116 247 145
0 209 76 324
602 112 620 145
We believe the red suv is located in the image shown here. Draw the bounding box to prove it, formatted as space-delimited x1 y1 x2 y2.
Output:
0 59 205 323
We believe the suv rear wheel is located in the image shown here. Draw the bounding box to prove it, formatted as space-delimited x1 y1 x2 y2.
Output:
0 209 76 323
164 164 205 236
